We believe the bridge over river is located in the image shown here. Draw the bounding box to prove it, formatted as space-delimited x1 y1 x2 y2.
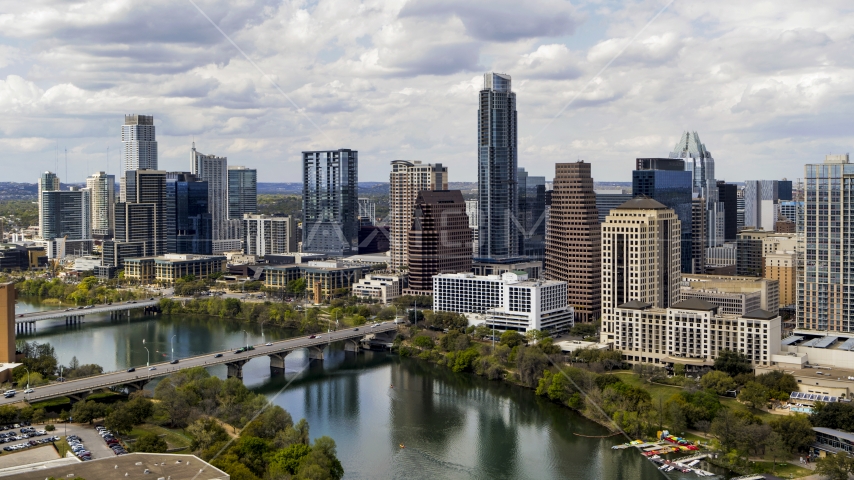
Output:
0 323 398 406
13 299 162 333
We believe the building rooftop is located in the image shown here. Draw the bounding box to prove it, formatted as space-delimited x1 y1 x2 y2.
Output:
743 309 779 320
2 453 229 480
617 300 653 310
670 298 718 311
616 197 668 210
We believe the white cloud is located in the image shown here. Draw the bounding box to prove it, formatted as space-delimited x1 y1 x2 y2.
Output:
0 0 853 183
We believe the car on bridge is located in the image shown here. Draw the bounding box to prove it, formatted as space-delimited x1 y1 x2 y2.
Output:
127 367 135 373
170 360 179 364
214 353 223 358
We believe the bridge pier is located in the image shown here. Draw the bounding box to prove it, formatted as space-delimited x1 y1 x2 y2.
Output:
343 339 361 353
307 346 325 361
67 391 91 404
269 352 290 375
125 379 150 392
226 359 249 380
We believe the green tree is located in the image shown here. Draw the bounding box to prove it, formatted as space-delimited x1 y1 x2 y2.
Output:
241 406 293 440
700 370 737 396
104 406 135 435
70 400 107 424
769 413 815 453
499 331 525 349
187 418 229 452
815 453 854 480
738 381 769 409
452 349 479 373
569 323 596 338
133 431 168 453
516 346 548 388
412 335 434 349
755 370 799 400
713 349 753 376
124 394 154 424
766 432 789 474
812 402 854 431
269 443 312 477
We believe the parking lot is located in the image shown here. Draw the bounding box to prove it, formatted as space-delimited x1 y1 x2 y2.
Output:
62 424 122 460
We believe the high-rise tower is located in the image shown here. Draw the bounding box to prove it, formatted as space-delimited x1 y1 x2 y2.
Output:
478 72 518 260
122 114 157 172
544 162 600 323
191 144 229 243
670 131 724 248
302 149 359 255
37 171 60 238
86 172 115 239
600 197 681 344
799 154 854 332
389 160 448 271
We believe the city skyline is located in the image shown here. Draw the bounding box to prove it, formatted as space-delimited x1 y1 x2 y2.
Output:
2 2 851 183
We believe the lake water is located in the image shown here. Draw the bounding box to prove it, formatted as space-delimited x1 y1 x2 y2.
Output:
16 298 735 479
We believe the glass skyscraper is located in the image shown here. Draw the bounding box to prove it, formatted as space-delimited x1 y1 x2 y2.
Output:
670 131 724 247
799 154 854 332
302 149 359 255
517 168 546 260
166 172 212 255
478 72 518 260
633 160 694 273
227 166 257 220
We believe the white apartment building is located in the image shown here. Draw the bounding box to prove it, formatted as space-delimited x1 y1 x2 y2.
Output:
352 274 404 304
86 171 115 238
243 214 297 257
614 298 781 368
600 197 681 344
433 272 574 332
680 274 780 316
389 160 448 271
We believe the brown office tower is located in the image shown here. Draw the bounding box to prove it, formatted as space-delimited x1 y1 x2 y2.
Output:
406 190 472 294
0 283 15 363
544 162 601 323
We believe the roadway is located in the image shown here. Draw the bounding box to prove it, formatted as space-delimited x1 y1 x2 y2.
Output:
14 299 161 323
0 322 399 406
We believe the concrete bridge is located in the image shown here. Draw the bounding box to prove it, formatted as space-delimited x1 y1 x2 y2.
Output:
13 299 162 333
0 323 399 406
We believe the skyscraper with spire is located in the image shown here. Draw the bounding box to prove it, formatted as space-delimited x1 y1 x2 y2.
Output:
477 72 518 260
670 131 724 249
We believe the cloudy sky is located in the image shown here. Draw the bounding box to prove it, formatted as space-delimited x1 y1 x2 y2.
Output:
1 0 852 184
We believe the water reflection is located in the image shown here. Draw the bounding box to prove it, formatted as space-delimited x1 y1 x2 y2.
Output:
16 299 734 480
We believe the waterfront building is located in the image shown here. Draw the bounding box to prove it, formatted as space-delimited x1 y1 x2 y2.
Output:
191 144 229 247
800 154 854 332
264 261 367 302
0 244 29 271
594 189 632 224
227 166 257 238
478 73 518 260
389 160 448 271
123 254 226 284
352 274 404 304
717 180 739 242
517 168 546 260
302 149 359 255
600 197 681 344
358 198 376 226
613 299 780 368
406 190 472 294
39 187 91 248
433 272 574 333
243 214 297 257
670 131 725 247
633 158 694 273
680 274 779 316
86 172 115 239
544 161 601 323
104 170 167 267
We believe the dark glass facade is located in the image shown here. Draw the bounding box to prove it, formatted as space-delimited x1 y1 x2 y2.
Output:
632 169 693 273
716 180 738 242
517 168 546 260
478 73 518 260
302 149 359 255
166 172 212 255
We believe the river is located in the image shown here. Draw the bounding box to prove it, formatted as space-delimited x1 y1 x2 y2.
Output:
15 298 736 479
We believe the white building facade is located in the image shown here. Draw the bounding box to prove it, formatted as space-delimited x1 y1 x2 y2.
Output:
433 272 574 332
614 298 781 368
191 144 229 245
352 274 404 304
243 214 297 257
